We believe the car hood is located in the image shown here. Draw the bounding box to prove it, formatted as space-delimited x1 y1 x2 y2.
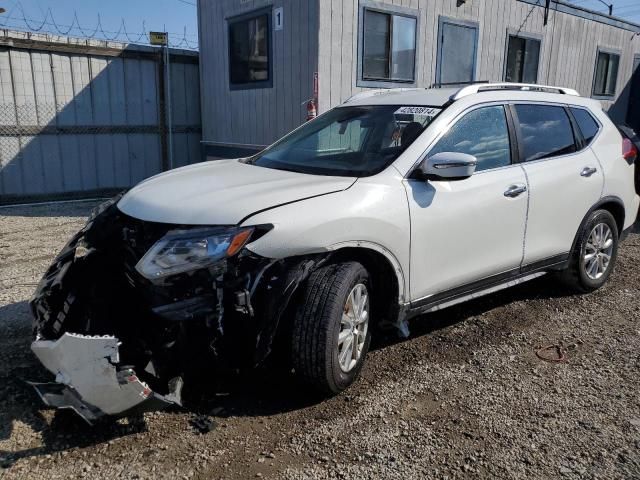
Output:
117 159 356 225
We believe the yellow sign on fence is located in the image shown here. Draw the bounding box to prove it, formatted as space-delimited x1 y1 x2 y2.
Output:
149 32 168 46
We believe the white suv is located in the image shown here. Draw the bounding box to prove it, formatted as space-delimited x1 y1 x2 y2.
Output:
30 83 639 422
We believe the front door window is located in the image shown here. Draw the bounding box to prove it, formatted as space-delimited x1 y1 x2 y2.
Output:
429 106 511 172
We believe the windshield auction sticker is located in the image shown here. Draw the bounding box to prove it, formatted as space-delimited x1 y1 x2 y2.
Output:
394 106 441 116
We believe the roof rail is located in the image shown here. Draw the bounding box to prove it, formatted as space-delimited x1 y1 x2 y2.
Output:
451 82 580 101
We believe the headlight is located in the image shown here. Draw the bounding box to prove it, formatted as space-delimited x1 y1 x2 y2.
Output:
135 227 254 281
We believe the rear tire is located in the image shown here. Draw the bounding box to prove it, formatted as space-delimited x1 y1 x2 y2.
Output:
291 262 371 394
560 209 619 292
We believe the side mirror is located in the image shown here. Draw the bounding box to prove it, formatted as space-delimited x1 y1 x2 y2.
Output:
419 152 477 180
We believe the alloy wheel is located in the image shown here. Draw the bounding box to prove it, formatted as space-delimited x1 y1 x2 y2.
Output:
583 223 614 280
338 283 369 373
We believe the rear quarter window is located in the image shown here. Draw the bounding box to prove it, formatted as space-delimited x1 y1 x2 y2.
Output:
570 107 600 145
514 104 577 162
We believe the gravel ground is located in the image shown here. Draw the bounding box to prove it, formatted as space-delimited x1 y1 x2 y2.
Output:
1 200 639 480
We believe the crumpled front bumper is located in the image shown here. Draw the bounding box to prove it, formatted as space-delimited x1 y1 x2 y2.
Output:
30 333 180 424
28 199 336 424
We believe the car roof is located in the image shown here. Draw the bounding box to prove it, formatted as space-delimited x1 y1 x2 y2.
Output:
343 88 458 107
341 83 599 110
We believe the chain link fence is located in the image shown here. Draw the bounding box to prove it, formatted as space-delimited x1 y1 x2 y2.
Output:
0 102 164 199
0 38 201 203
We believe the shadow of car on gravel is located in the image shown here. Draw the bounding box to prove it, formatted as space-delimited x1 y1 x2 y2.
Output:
372 274 578 355
0 300 323 467
158 275 582 420
0 270 618 466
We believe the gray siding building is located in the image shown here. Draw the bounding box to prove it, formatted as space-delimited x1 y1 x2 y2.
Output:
197 0 640 158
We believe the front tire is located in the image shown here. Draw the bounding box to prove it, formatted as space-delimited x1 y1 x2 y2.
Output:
561 209 619 292
291 262 371 394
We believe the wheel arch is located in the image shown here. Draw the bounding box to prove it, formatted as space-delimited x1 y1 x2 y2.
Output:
589 196 625 235
251 243 407 365
325 242 406 333
570 196 625 255
326 241 406 303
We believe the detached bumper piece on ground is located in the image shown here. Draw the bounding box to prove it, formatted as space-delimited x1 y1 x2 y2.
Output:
30 333 181 424
28 197 325 424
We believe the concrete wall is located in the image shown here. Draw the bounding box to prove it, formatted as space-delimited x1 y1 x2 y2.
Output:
0 30 201 204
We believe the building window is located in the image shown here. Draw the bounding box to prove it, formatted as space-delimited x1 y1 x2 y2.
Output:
593 50 620 97
361 7 417 84
436 17 479 86
505 35 541 83
228 9 271 89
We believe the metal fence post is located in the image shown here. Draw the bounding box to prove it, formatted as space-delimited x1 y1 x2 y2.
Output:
165 44 174 170
158 48 170 172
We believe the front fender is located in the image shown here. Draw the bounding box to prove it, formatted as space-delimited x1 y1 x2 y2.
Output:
241 178 411 305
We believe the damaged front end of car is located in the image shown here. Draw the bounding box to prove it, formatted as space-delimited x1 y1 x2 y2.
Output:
29 195 329 424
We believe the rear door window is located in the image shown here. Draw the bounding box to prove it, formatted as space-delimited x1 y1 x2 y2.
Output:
570 107 600 145
514 104 577 162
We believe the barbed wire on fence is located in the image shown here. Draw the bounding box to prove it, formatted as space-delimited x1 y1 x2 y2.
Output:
0 1 199 50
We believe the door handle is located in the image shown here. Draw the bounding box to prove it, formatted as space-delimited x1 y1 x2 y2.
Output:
580 167 597 177
504 184 527 198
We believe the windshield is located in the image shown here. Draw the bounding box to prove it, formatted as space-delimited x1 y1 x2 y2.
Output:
247 105 442 176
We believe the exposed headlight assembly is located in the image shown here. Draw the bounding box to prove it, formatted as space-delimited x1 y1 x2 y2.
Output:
135 227 255 281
